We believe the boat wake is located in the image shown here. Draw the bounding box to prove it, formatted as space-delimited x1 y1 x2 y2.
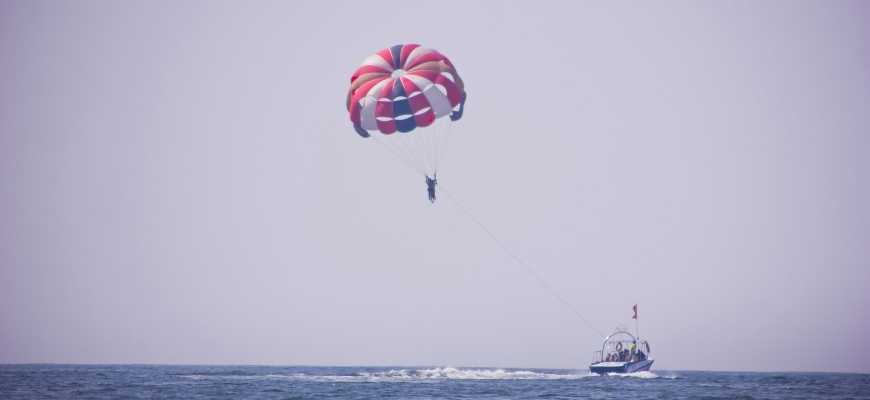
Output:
603 371 678 379
353 367 592 381
181 367 593 382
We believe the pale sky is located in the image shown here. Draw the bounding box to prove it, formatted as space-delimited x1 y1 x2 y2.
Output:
1 1 869 373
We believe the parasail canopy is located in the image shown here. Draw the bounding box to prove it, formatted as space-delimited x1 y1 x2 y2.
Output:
347 44 466 138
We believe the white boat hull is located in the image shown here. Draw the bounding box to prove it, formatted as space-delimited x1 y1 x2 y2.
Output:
589 359 654 374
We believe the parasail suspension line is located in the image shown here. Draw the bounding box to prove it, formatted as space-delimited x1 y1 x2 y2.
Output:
439 185 606 338
372 135 427 177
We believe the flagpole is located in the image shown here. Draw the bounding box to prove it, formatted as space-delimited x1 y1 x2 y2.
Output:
636 312 640 340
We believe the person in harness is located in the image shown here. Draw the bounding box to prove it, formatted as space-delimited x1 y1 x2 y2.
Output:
426 174 437 203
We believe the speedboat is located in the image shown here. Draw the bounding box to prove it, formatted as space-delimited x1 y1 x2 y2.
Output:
589 329 653 374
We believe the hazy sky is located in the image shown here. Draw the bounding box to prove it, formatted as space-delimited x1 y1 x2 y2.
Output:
1 1 868 373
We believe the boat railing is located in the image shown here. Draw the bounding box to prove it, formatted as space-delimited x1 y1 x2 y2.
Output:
591 350 603 364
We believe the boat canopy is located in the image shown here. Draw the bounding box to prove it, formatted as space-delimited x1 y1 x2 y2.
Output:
591 330 651 365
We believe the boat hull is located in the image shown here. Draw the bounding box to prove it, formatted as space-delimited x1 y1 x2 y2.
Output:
589 359 654 374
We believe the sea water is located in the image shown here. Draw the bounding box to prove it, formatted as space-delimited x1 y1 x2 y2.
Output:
1 364 868 399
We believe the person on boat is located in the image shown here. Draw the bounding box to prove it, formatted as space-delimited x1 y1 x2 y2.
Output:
426 174 437 203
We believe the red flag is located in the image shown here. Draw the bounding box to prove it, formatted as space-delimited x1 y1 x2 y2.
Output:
632 304 638 320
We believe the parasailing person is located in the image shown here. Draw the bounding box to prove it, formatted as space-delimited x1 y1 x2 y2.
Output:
426 174 437 203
